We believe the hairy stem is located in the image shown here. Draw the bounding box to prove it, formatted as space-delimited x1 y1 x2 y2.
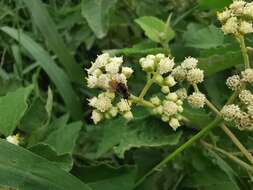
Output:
202 141 253 173
134 116 223 188
237 35 250 69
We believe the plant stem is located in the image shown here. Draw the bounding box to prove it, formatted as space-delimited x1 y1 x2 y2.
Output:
138 73 155 99
238 35 250 69
202 141 253 173
130 95 155 108
134 116 223 188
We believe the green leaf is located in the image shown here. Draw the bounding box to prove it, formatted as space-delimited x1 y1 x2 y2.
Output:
114 118 182 158
0 139 91 190
0 85 33 136
23 0 82 83
29 143 73 171
81 0 118 38
183 24 224 49
73 165 136 190
198 0 232 11
1 26 82 120
45 87 53 122
135 16 175 44
44 121 82 155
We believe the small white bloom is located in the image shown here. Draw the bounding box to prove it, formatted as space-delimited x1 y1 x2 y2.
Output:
166 92 178 102
110 56 123 65
153 105 163 115
217 9 231 22
188 92 206 108
239 21 253 34
221 104 242 121
186 68 204 84
105 61 121 74
226 75 242 91
155 53 165 60
181 57 198 70
164 76 176 87
242 68 253 83
87 75 98 88
150 96 161 106
6 134 20 145
123 111 133 121
163 101 179 116
154 74 164 85
117 99 131 112
229 0 246 15
88 97 98 107
244 2 253 17
222 17 238 34
109 107 118 117
90 95 112 112
169 118 180 131
176 88 188 100
161 86 170 94
97 74 110 89
171 66 187 81
87 53 110 74
157 57 175 75
247 104 253 116
91 110 103 124
161 115 170 122
112 73 127 85
140 58 155 72
239 90 253 105
122 67 134 78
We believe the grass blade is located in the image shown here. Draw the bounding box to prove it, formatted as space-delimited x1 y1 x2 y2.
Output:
1 26 82 120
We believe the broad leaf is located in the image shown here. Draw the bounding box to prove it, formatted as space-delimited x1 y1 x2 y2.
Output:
0 139 91 190
81 0 117 38
135 16 175 44
0 85 33 136
199 0 232 11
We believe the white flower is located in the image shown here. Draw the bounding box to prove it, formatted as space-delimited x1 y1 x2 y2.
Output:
150 96 161 106
87 75 98 88
239 90 253 105
181 57 198 70
140 57 155 72
244 2 253 17
247 104 253 116
164 76 176 87
242 69 253 83
6 134 20 145
154 74 164 85
117 99 131 112
105 61 121 74
109 107 118 117
229 0 246 15
155 53 165 60
91 110 103 124
87 53 110 74
166 92 178 102
186 68 204 84
169 118 180 130
217 9 231 22
89 94 112 112
239 21 253 34
226 75 242 91
161 86 170 94
157 58 175 75
163 101 179 116
110 56 123 65
221 104 242 121
222 17 238 34
122 67 134 78
112 73 127 85
176 88 188 100
188 92 206 108
123 111 133 121
153 105 163 115
97 74 110 89
171 66 187 81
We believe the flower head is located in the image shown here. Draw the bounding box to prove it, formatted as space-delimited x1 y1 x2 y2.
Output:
188 92 206 108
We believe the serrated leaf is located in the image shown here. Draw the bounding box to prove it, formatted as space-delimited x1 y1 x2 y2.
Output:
0 139 91 190
81 0 118 38
0 85 33 136
44 121 82 155
114 118 182 158
135 16 175 44
183 24 224 49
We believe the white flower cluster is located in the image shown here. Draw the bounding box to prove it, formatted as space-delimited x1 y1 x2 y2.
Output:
87 53 134 124
86 53 133 90
217 1 253 35
6 134 20 145
226 68 253 91
151 93 184 130
222 69 253 130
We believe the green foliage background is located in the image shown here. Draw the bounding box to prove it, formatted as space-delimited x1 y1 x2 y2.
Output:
0 0 252 189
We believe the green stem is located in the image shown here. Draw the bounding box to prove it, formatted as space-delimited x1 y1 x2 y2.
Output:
138 73 155 99
238 35 250 69
130 95 155 108
202 141 253 173
134 116 223 188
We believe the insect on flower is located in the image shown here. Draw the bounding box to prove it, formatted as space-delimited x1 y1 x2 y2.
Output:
109 79 130 100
